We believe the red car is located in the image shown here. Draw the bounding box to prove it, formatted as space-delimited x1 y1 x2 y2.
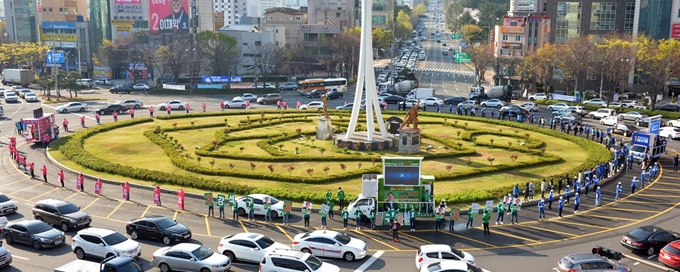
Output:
659 240 680 270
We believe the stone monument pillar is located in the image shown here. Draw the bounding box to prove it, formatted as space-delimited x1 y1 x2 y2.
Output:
398 128 421 154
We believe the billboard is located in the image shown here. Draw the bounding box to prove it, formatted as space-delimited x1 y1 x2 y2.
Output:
382 157 423 186
149 0 190 34
672 24 680 39
42 22 76 30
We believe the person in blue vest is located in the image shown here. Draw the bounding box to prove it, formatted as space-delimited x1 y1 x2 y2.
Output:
574 181 581 196
449 103 453 113
481 108 486 118
674 155 679 172
490 109 495 119
436 103 441 113
565 185 571 206
652 162 659 180
595 186 602 207
584 177 590 196
615 181 623 201
640 169 647 188
513 184 520 198
631 176 638 194
573 193 581 213
538 198 546 221
558 196 565 217
628 153 634 171
592 176 599 192
548 190 554 210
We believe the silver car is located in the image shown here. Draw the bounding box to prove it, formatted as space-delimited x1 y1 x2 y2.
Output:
556 253 630 272
152 243 231 272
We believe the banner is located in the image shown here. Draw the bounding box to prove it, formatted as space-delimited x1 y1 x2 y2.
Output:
303 201 313 210
551 94 578 102
395 213 404 225
197 84 223 89
375 212 384 226
283 201 292 213
514 199 522 211
228 193 236 206
217 194 226 208
163 84 186 90
204 192 213 206
153 189 161 205
149 0 190 34
94 181 102 195
470 203 480 216
484 200 494 212
450 208 460 220
321 204 330 213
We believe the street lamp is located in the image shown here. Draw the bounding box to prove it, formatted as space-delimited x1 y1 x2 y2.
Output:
53 38 61 99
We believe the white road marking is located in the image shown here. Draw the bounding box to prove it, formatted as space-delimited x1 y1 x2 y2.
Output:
12 255 29 260
354 250 384 272
633 262 640 265
24 202 33 206
646 254 656 259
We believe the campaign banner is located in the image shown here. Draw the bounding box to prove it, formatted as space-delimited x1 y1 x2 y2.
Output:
228 193 235 206
116 0 141 4
484 200 494 212
514 199 522 211
94 181 102 195
197 83 223 89
631 132 651 146
201 76 243 83
470 203 480 216
450 208 460 220
283 201 292 213
204 192 213 206
163 84 185 90
321 204 330 213
303 201 313 210
551 94 578 102
374 212 384 226
149 0 190 34
217 194 226 208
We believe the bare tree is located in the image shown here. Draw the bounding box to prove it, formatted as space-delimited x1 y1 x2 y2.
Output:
464 43 494 86
287 42 318 77
195 30 239 76
330 30 361 79
157 34 193 83
249 43 289 86
594 34 635 100
556 36 595 93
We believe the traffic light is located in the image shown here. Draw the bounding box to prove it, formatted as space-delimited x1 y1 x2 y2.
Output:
592 246 623 261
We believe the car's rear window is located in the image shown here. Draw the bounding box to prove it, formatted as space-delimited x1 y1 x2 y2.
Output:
663 244 680 255
628 228 652 240
558 257 574 269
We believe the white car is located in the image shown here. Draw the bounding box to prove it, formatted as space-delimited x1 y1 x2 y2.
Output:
617 111 645 121
71 228 141 260
547 103 569 111
378 93 393 99
420 260 489 272
422 97 444 106
256 83 276 89
4 92 18 103
292 230 367 262
659 127 680 139
667 119 680 128
583 98 608 106
260 249 341 272
151 243 231 272
600 116 619 126
519 102 538 112
300 101 324 110
236 194 285 219
621 100 638 108
56 102 88 113
237 93 258 102
132 83 150 91
23 93 38 102
481 99 505 108
457 100 479 109
217 233 290 263
157 100 186 111
528 93 547 101
415 244 476 269
225 98 247 109
0 193 18 216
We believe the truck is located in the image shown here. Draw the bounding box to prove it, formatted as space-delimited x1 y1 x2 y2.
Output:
54 256 143 272
630 116 667 163
394 80 417 95
406 88 435 100
470 85 512 102
1 69 32 87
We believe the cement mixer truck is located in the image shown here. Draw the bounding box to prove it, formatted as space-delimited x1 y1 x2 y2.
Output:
470 84 512 102
394 80 418 95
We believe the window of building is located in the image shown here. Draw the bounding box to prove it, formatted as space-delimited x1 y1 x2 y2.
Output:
243 42 248 45
625 2 635 30
255 41 262 46
502 34 508 41
372 0 386 11
48 7 53 15
372 15 387 25
556 2 582 43
268 16 273 21
500 49 511 56
510 21 517 26
590 2 617 30
515 35 521 41
285 30 290 35
295 16 301 21
336 12 341 17
586 67 597 80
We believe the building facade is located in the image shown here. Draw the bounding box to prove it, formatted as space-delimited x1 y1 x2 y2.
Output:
633 0 671 40
672 0 680 39
219 24 284 74
37 0 88 22
4 0 40 43
41 21 90 72
544 0 633 43
307 0 355 31
262 7 307 47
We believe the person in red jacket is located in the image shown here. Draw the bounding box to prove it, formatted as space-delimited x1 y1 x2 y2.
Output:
57 169 65 187
62 119 69 132
113 111 118 122
41 165 48 182
149 106 155 117
80 116 85 128
29 162 35 179
121 182 131 200
201 103 206 112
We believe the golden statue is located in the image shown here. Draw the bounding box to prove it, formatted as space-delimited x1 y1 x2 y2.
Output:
321 91 329 119
400 100 420 129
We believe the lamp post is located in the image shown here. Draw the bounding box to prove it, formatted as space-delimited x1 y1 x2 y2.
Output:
53 38 61 99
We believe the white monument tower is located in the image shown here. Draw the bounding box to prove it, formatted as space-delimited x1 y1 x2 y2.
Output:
344 0 389 142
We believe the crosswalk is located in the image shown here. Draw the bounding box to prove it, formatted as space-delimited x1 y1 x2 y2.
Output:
413 67 474 75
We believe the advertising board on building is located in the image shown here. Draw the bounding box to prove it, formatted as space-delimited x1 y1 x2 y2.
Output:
515 0 536 11
502 43 522 49
149 0 190 34
672 24 680 39
42 22 76 30
500 26 524 34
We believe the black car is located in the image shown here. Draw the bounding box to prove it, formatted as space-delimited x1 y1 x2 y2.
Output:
324 90 344 99
109 85 133 94
125 215 191 245
612 124 639 137
500 105 529 117
32 199 91 231
2 220 65 250
444 96 466 105
383 95 405 104
621 226 680 256
305 89 326 98
635 118 666 128
657 104 680 112
96 104 129 115
442 52 448 55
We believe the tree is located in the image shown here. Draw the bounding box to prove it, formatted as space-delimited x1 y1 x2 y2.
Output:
460 24 484 43
456 12 477 27
477 2 506 29
249 43 289 86
395 10 413 41
465 43 494 86
156 34 194 83
372 27 392 51
412 3 426 18
556 36 595 93
99 38 146 83
445 0 464 30
195 30 239 76
519 43 559 93
635 36 680 109
329 29 360 79
0 43 51 68
594 34 635 100
60 71 84 98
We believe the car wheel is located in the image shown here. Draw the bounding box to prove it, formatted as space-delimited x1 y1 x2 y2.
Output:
225 105 230 109
529 98 535 101
99 111 105 115
223 250 236 261
159 263 171 272
241 105 246 109
238 207 246 216
159 106 165 111
647 247 656 256
162 235 172 245
5 234 13 244
75 247 86 259
262 100 268 105
344 252 356 262
670 122 676 127
600 121 604 125
179 106 184 110
62 109 69 113
32 241 42 250
481 104 486 107
61 222 69 232
301 248 312 254
200 268 210 272
35 216 43 222
134 105 140 109
130 230 139 240
497 105 502 108
106 253 115 259
79 108 85 112
270 211 279 220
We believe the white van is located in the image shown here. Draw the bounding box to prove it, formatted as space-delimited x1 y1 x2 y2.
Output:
76 79 93 87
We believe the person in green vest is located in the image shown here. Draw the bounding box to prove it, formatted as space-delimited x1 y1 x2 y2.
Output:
302 205 311 227
325 190 333 203
448 208 458 232
264 197 272 223
495 200 505 225
510 203 519 224
320 208 328 228
247 200 255 221
341 208 350 230
369 208 376 230
466 207 474 229
327 199 335 219
423 189 431 212
337 187 346 211
482 210 491 235
408 207 418 232
231 199 239 220
434 209 442 231
207 195 214 217
354 207 363 230
283 203 291 225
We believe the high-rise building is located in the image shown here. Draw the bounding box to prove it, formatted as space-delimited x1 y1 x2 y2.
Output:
89 0 111 55
307 0 355 31
633 0 671 40
216 0 246 26
671 0 680 39
543 0 633 43
37 0 88 22
4 0 40 43
356 0 392 29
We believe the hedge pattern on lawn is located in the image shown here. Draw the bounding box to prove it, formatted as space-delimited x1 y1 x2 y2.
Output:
56 110 611 205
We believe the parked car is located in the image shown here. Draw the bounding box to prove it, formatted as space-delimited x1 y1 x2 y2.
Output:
300 101 324 110
457 100 479 110
216 233 290 263
109 85 134 94
444 96 466 105
56 102 88 113
292 230 367 262
519 102 538 112
323 90 344 99
260 248 340 272
583 98 608 106
96 104 129 115
95 79 114 86
384 95 405 104
635 117 665 128
608 102 622 109
151 243 231 272
668 119 680 128
0 193 18 216
32 199 91 231
617 111 646 122
256 83 276 89
422 97 444 106
71 227 142 260
279 82 298 91
555 252 630 272
125 215 192 245
611 124 640 137
360 99 387 110
132 83 150 91
500 105 529 117
4 92 19 103
257 93 282 105
420 261 489 272
600 116 619 126
659 127 680 139
235 194 285 219
225 98 248 109
306 89 327 98
621 226 680 256
659 240 680 270
23 93 38 102
415 244 476 269
0 240 12 268
528 93 548 101
157 100 186 111
1 220 66 250
657 104 680 112
335 103 355 110
75 79 94 87
621 100 638 108
547 103 569 111
236 93 258 102
116 99 144 109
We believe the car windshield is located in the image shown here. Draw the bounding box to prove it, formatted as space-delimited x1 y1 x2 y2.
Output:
628 228 652 240
334 233 352 245
255 236 276 249
57 203 80 214
558 257 574 269
118 261 144 272
155 217 178 229
631 145 647 153
267 197 279 205
304 255 323 270
0 194 10 202
26 222 53 234
192 246 214 260
449 246 464 257
103 232 128 246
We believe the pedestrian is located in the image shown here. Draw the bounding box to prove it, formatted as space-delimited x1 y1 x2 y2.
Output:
447 207 456 231
354 207 363 230
369 208 376 229
510 202 519 224
201 103 206 112
327 199 335 219
218 196 225 219
95 112 101 124
94 178 103 195
320 208 328 228
495 200 505 224
557 177 563 194
573 193 581 213
337 187 345 211
584 177 590 195
232 198 239 220
409 207 418 231
548 190 554 210
391 218 400 242
121 182 130 201
513 184 520 198
674 155 679 172
283 100 288 110
615 182 622 201
595 186 602 207
529 181 535 200
435 208 442 231
466 207 474 229
207 195 214 217
247 199 255 221
282 203 290 225
449 104 453 113
154 185 162 206
77 173 84 192
640 170 647 188
178 188 185 210
129 108 135 119
264 197 272 222
302 205 311 226
112 111 118 122
149 106 155 117
565 185 571 206
80 116 85 128
185 103 190 114
341 208 349 230
541 179 546 198
558 196 565 217
28 162 34 179
631 177 637 194
166 106 171 115
536 198 545 220
57 169 65 187
482 210 490 235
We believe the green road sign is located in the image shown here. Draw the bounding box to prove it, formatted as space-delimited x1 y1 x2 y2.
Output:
451 33 461 40
455 52 471 63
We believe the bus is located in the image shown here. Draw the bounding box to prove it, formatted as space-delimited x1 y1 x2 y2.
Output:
297 78 348 94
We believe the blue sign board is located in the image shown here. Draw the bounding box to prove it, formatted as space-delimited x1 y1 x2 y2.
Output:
459 41 467 48
201 76 242 83
46 52 65 64
42 21 76 30
197 84 223 89
631 132 651 146
648 115 662 135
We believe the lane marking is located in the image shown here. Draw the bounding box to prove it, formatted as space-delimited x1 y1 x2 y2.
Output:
205 216 212 237
350 230 399 251
652 181 680 186
10 182 45 194
578 213 637 221
63 191 81 201
399 231 436 245
106 200 126 219
438 230 499 248
544 220 610 229
354 250 384 272
172 210 178 221
141 205 151 217
276 224 294 242
239 220 248 233
12 255 29 260
647 254 657 259
489 227 541 243
2 177 32 187
81 197 100 211
617 200 667 204
634 194 680 198
602 207 659 213
28 187 60 201
640 187 680 192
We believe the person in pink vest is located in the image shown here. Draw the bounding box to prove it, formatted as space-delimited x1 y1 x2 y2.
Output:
95 112 101 124
94 178 103 195
149 106 155 117
154 185 162 206
245 100 251 109
220 101 225 111
277 100 282 110
166 106 172 115
57 169 65 187
129 108 135 119
297 100 302 110
283 101 288 110
121 182 131 200
201 103 207 112
185 103 190 114
177 188 186 210
41 165 48 182
113 111 118 122
62 119 69 132
77 173 84 192
80 116 85 128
